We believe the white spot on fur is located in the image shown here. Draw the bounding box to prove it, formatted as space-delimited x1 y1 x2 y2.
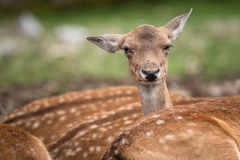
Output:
43 101 50 107
57 110 66 115
32 121 40 129
9 114 15 119
107 99 113 103
74 142 79 147
78 131 86 136
124 120 133 125
132 113 139 118
83 152 88 158
53 148 59 153
114 150 119 154
156 120 164 125
85 95 91 100
165 134 175 141
60 132 67 137
116 90 122 95
175 116 183 120
108 92 114 96
59 97 65 103
123 117 129 120
110 111 116 114
187 129 194 135
70 108 76 113
107 136 114 143
187 122 197 126
89 124 98 129
159 137 165 144
126 90 133 95
59 116 66 121
100 127 107 132
66 149 75 156
92 133 97 138
89 146 94 152
76 147 82 152
146 132 153 137
96 146 101 152
101 115 108 118
15 111 24 116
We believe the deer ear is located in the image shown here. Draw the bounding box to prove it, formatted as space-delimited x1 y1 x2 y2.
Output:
86 34 125 53
163 8 192 40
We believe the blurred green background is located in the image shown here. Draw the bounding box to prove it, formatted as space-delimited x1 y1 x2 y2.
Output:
0 0 240 115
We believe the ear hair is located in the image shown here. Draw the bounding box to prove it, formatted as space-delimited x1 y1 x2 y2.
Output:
86 34 125 53
164 8 192 40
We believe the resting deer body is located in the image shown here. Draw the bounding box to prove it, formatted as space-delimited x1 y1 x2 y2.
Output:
2 86 203 159
2 86 140 144
0 124 52 160
102 95 240 160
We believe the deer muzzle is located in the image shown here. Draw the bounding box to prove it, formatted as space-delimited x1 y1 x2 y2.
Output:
141 62 160 81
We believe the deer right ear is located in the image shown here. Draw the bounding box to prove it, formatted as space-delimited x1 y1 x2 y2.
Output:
86 34 125 53
163 8 192 40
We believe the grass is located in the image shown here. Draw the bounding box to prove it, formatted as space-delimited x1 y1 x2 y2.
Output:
0 1 240 90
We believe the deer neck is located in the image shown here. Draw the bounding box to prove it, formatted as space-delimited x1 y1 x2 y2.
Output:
137 81 173 116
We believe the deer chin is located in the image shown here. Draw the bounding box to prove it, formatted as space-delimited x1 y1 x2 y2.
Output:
138 79 163 86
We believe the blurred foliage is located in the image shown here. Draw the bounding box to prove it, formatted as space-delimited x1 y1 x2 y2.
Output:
0 0 240 92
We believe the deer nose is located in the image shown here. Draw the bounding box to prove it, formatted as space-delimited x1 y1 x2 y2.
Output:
141 63 160 81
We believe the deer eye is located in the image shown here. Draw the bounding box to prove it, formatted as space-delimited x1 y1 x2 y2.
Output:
123 47 133 54
163 45 173 51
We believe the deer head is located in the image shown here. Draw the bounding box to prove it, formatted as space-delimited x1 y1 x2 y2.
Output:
87 9 192 115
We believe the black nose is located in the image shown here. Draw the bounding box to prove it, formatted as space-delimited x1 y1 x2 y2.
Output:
141 68 160 81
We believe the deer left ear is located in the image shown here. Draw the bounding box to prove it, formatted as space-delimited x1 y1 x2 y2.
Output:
163 8 192 40
86 34 125 53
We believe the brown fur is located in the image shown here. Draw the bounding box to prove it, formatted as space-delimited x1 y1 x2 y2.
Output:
102 95 240 160
2 86 140 144
1 85 205 159
0 124 52 160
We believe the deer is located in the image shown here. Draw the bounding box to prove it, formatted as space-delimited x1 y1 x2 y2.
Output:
1 86 141 144
86 9 192 116
1 86 205 160
0 124 52 160
101 95 240 160
1 9 209 160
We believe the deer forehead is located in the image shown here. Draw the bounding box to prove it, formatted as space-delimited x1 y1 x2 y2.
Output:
124 24 170 49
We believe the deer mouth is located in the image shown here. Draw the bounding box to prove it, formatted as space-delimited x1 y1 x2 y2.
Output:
139 79 162 85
